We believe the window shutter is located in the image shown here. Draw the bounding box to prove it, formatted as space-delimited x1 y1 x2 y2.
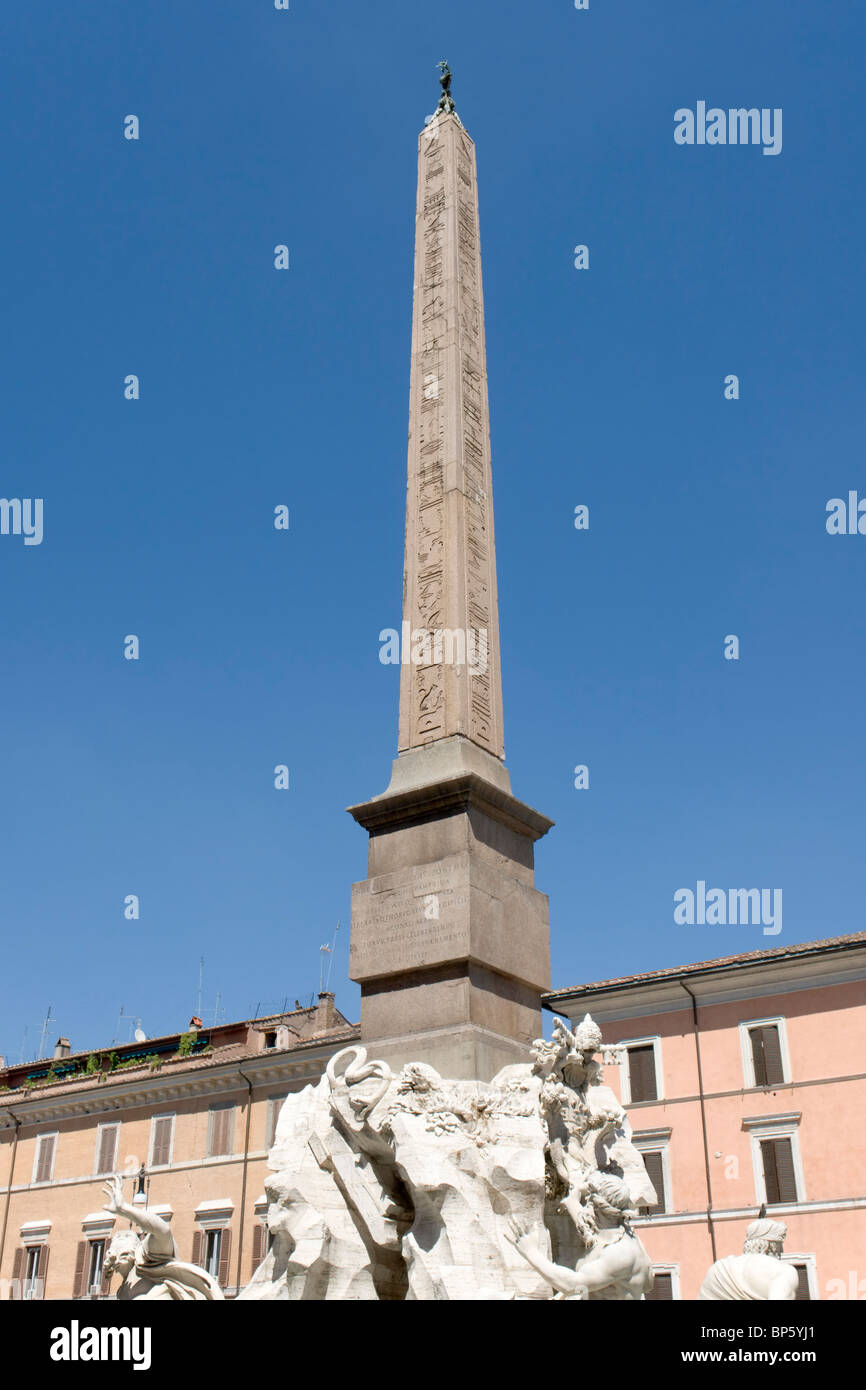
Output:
36 1135 56 1183
152 1117 172 1166
751 1027 784 1087
639 1151 666 1214
761 1137 797 1204
38 1244 50 1297
217 1228 232 1289
762 1027 785 1086
251 1223 266 1274
191 1230 203 1267
96 1125 118 1174
750 1029 768 1087
266 1095 287 1149
793 1264 811 1301
647 1271 673 1301
760 1139 780 1203
10 1248 23 1298
629 1046 657 1103
73 1242 87 1299
209 1105 233 1156
773 1138 797 1203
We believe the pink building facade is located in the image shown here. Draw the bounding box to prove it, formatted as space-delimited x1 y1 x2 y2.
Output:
544 933 866 1300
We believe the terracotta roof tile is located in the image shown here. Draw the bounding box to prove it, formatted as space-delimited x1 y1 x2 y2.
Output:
544 931 866 1000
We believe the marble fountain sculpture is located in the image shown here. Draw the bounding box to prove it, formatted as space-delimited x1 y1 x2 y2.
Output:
239 1015 658 1301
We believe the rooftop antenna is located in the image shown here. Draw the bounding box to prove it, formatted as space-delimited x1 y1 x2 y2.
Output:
112 1005 125 1046
38 1005 53 1061
325 922 340 991
197 956 204 1021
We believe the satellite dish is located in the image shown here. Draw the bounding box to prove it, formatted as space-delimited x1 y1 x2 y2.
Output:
134 1028 147 1043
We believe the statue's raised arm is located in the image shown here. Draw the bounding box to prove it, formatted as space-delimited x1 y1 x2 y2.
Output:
102 1175 224 1300
103 1175 173 1253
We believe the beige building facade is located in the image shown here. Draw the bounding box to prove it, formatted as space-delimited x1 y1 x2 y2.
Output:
545 932 866 1300
0 995 358 1299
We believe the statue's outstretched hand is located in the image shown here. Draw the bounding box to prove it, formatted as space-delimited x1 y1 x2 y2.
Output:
103 1175 125 1214
505 1217 533 1251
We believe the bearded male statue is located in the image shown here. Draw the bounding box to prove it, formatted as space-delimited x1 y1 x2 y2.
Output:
699 1218 799 1301
102 1175 224 1300
507 1171 654 1300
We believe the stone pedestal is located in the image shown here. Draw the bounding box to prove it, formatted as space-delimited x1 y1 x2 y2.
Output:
349 736 552 1080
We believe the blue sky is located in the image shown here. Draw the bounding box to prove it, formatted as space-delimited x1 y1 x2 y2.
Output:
2 1 864 1061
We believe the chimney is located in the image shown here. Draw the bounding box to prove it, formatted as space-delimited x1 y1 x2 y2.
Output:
314 992 337 1035
54 1038 71 1059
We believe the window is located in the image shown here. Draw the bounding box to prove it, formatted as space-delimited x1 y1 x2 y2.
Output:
739 1016 790 1089
638 1151 667 1214
87 1240 106 1294
193 1226 232 1289
204 1229 222 1279
94 1123 119 1175
744 1113 804 1207
23 1245 48 1299
782 1255 816 1301
648 1271 673 1300
632 1128 672 1215
760 1138 798 1205
74 1235 110 1298
149 1114 174 1167
264 1031 278 1050
647 1265 680 1300
207 1104 235 1157
24 1246 41 1293
749 1026 785 1086
33 1133 57 1184
266 1094 288 1149
628 1046 657 1102
11 1242 49 1300
251 1222 268 1275
618 1038 662 1104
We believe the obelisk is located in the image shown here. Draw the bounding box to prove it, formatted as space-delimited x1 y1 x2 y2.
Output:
348 67 553 1081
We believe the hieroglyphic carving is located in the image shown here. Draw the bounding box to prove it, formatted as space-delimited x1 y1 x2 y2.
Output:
398 113 504 758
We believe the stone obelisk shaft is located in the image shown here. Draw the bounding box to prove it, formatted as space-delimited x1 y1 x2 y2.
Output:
347 104 553 1082
398 113 504 760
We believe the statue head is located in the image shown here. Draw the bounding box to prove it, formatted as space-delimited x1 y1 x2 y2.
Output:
743 1218 787 1257
588 1172 635 1226
572 1014 603 1057
103 1229 140 1281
